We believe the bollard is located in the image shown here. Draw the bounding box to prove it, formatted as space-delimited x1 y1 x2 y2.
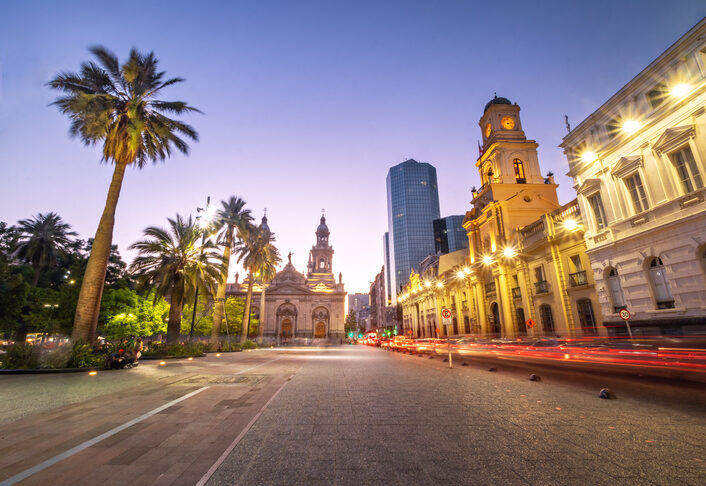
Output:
599 388 615 399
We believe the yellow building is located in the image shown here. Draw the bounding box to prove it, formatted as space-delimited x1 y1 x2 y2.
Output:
400 97 602 339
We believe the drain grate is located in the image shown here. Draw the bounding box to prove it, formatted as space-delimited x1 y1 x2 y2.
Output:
172 374 268 386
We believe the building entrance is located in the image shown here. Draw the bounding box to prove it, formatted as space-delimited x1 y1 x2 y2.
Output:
314 322 326 338
491 303 501 335
281 319 293 338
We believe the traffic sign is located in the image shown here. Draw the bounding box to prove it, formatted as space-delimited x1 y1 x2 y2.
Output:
441 308 453 326
526 318 536 329
619 308 631 321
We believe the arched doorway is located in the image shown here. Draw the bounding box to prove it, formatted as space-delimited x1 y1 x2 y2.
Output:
312 307 329 338
490 302 501 335
281 319 293 338
314 322 326 338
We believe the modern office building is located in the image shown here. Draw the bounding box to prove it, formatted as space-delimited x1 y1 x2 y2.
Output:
560 18 706 336
347 293 369 315
386 158 440 303
433 215 469 254
383 232 392 303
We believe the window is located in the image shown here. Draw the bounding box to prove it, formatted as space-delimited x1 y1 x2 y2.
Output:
607 268 626 312
534 266 548 294
319 259 326 269
605 118 621 140
568 255 587 287
588 193 607 230
648 258 675 309
670 146 702 194
625 173 649 213
513 159 526 183
516 308 526 335
646 82 667 109
576 299 597 335
539 305 554 334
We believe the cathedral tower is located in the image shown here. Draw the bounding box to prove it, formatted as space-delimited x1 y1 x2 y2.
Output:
307 214 336 286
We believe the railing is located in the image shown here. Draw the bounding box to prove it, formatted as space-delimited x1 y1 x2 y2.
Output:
520 219 545 238
551 198 581 222
534 280 549 294
511 287 521 299
569 270 588 287
485 282 496 294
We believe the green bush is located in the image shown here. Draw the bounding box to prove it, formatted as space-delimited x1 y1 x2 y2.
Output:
242 340 258 350
40 344 72 368
142 341 205 357
67 341 103 368
1 343 40 369
221 341 242 352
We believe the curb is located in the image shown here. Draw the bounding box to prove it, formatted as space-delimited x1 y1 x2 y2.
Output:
0 366 102 375
140 353 206 360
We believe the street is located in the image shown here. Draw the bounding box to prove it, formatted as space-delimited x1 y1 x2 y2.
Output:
1 346 704 485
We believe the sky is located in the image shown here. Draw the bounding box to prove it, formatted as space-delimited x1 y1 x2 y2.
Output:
1 1 704 293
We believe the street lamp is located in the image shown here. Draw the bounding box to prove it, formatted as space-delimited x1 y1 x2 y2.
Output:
190 196 214 340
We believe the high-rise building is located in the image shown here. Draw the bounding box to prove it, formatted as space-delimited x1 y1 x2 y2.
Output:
383 232 392 303
386 158 440 303
433 215 469 254
347 293 369 315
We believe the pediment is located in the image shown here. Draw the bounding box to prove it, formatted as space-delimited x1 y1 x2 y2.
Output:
652 125 695 154
267 283 311 295
577 178 601 195
611 155 642 179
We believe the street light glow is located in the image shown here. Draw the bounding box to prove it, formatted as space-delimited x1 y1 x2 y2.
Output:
622 119 641 134
424 280 431 288
456 271 465 279
581 151 598 163
463 267 471 275
503 247 516 258
436 281 444 289
482 255 493 265
198 204 218 229
564 218 579 231
670 83 690 98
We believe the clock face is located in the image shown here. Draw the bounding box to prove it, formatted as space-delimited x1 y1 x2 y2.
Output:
501 116 515 130
485 123 492 137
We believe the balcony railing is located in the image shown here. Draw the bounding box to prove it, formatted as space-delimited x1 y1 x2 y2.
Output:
569 270 588 287
534 280 549 294
485 282 496 294
511 287 521 299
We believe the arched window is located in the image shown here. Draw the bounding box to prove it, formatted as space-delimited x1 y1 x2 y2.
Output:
576 298 597 335
539 304 554 334
513 159 526 184
607 268 626 312
319 258 326 269
648 258 675 309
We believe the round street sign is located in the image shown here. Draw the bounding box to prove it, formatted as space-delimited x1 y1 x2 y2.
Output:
619 309 631 321
441 308 452 319
525 318 536 329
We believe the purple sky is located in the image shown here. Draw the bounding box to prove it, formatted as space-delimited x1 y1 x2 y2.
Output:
1 1 704 293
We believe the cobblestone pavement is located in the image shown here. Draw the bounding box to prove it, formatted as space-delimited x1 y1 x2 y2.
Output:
207 346 706 486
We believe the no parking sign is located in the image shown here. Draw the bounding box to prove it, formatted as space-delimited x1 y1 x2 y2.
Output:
441 308 453 327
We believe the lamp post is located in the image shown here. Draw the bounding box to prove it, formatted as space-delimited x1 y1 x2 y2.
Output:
42 303 59 345
190 196 213 341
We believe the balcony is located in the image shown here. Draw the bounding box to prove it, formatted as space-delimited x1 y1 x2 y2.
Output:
511 287 521 299
569 270 588 287
534 280 549 294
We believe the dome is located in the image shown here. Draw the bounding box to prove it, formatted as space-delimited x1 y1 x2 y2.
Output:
316 215 329 233
483 95 513 113
260 214 270 232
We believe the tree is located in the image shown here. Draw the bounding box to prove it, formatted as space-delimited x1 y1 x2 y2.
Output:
234 224 281 343
48 46 200 343
210 196 253 348
15 213 76 286
129 215 222 343
101 289 169 340
344 310 357 337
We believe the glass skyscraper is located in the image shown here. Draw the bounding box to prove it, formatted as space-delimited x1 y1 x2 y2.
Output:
433 215 469 254
386 159 440 303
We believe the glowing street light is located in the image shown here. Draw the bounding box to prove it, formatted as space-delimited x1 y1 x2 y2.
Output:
456 270 465 279
463 267 471 275
621 120 641 135
435 281 444 289
581 151 598 163
563 218 579 231
424 280 432 288
482 255 494 266
503 247 517 258
670 83 691 99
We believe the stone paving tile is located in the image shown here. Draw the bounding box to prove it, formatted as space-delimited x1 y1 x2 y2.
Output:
206 346 706 486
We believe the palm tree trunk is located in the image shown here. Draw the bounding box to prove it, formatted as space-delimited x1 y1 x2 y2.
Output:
32 264 41 287
166 291 184 343
210 228 232 349
240 276 254 343
72 162 127 343
257 285 266 345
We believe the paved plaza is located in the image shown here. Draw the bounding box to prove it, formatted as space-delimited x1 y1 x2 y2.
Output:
0 346 704 485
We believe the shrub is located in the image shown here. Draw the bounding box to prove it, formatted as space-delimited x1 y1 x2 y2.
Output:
67 341 103 368
221 341 242 352
242 340 258 350
142 341 205 357
1 343 40 369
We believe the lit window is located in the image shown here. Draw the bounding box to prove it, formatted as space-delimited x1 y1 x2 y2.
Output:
670 146 702 194
648 258 675 309
513 159 526 183
587 193 607 230
625 173 649 213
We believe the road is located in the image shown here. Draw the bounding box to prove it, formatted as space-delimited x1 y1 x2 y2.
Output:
1 346 704 485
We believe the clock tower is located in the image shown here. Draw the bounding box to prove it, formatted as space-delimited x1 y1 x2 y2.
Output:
307 213 336 286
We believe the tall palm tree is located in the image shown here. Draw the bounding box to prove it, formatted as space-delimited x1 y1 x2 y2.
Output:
235 224 281 343
15 212 76 286
129 215 222 343
255 257 279 344
209 196 253 349
48 46 200 343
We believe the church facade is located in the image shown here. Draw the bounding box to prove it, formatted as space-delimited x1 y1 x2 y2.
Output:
226 215 346 342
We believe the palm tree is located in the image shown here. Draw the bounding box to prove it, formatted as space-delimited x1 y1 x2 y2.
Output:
129 215 222 343
235 224 281 343
48 46 200 343
15 212 77 286
209 196 253 349
255 257 279 345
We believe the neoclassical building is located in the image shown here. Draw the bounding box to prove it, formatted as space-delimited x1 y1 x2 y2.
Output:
560 18 706 336
226 215 346 342
400 97 602 339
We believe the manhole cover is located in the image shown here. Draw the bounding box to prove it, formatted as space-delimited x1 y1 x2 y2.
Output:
172 374 267 386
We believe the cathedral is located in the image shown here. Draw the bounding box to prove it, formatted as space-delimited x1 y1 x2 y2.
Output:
226 214 346 342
